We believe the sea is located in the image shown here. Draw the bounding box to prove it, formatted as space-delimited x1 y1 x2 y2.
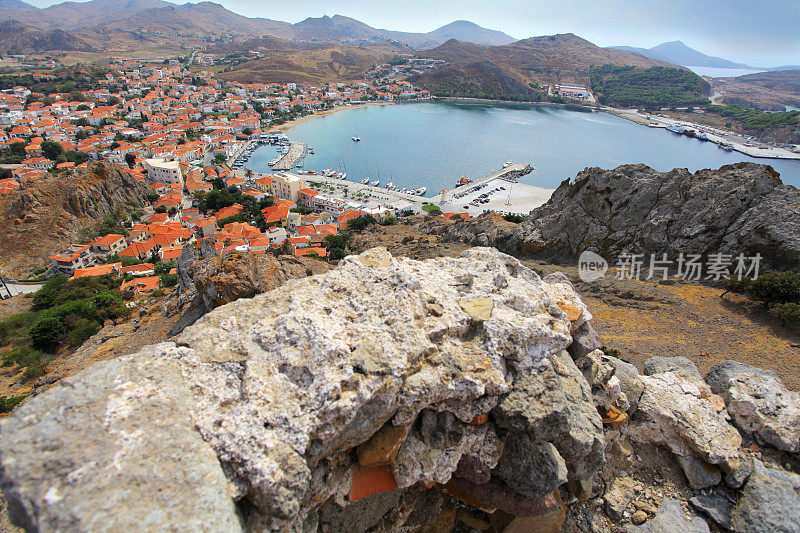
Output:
248 102 800 194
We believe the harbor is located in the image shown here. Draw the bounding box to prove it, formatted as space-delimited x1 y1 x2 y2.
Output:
270 141 308 171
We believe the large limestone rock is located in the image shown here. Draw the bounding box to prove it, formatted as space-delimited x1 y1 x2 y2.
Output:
706 361 800 453
510 162 800 270
0 247 604 531
627 372 742 472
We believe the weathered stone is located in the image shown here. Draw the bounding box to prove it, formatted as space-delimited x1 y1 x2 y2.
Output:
604 355 645 413
459 296 495 321
568 321 602 360
494 436 568 499
444 476 565 519
706 361 800 453
580 349 630 413
677 455 722 489
625 499 710 533
604 476 639 520
510 162 800 272
631 510 648 525
0 248 606 530
730 460 800 533
724 454 753 489
689 494 733 529
0 346 241 532
454 454 492 485
643 356 711 397
628 373 742 472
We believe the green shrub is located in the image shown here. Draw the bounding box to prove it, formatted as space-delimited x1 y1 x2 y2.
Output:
29 317 66 351
68 318 102 348
0 311 38 346
32 274 68 310
381 216 399 226
347 214 377 231
422 205 442 216
2 345 44 368
770 302 800 325
503 214 527 223
748 272 800 304
0 395 26 414
160 273 178 288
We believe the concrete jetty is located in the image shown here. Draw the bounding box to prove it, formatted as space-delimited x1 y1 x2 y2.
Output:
271 142 307 170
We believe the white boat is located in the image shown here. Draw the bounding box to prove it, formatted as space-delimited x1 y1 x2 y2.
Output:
361 178 370 184
352 136 361 142
386 181 394 189
503 161 512 168
371 180 379 186
341 173 347 180
415 187 427 195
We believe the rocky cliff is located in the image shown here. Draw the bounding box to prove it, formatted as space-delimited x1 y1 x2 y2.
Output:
0 162 150 276
0 248 798 532
507 162 800 270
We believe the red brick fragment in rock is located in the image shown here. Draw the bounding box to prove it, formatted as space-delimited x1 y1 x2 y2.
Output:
349 465 398 502
357 423 409 468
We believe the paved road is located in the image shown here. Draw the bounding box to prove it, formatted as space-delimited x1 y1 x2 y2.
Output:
1 281 42 298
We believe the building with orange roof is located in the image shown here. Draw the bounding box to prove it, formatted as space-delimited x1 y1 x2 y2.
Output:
215 204 245 222
120 263 155 276
337 209 364 228
49 244 92 275
70 262 121 280
119 241 156 261
120 275 160 294
159 245 183 261
88 233 127 256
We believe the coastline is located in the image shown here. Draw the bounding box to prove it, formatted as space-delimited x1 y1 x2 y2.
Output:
269 101 397 134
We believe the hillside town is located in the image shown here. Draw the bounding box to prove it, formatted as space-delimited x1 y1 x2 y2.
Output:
0 60 440 291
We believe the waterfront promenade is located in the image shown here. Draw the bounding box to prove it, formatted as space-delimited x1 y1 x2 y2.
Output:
272 142 308 170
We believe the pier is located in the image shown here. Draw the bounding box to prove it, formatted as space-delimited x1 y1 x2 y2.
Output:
271 142 307 170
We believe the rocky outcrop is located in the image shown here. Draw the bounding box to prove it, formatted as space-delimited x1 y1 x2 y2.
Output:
167 241 330 334
0 162 150 276
509 162 800 270
0 248 605 531
730 460 800 533
706 361 800 453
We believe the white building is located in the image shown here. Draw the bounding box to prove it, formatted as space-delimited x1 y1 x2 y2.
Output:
269 172 305 202
144 157 183 185
0 111 23 125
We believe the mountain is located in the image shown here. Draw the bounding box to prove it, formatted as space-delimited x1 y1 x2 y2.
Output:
610 40 752 69
94 2 291 37
287 15 516 49
0 0 34 8
409 33 680 99
0 19 95 53
712 69 800 112
0 0 175 31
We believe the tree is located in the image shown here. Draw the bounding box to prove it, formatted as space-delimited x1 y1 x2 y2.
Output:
40 140 63 161
154 205 167 214
76 104 90 111
213 154 226 165
29 318 65 351
124 153 136 168
242 127 252 136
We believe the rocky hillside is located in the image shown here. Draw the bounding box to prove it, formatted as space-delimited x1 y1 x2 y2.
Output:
410 34 679 100
0 162 150 277
436 162 800 271
0 20 95 53
1 247 798 532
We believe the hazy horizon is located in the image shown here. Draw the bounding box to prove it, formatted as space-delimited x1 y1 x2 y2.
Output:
22 0 800 67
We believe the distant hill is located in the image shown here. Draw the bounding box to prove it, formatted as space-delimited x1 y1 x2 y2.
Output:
409 33 679 100
0 1 516 50
0 19 95 53
610 41 752 69
712 69 800 110
0 0 174 31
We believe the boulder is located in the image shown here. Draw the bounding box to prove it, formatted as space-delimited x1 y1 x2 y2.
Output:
0 248 604 531
624 498 710 533
706 361 800 453
676 454 722 489
604 355 646 413
628 372 742 472
689 494 733 529
643 356 711 397
730 460 800 533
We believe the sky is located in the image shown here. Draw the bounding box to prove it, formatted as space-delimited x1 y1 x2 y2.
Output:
25 0 800 67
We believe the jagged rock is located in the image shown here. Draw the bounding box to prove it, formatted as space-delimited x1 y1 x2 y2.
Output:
510 162 800 271
643 356 711 397
493 436 567 499
725 455 754 489
677 454 722 489
579 349 630 413
627 372 742 471
624 498 710 533
604 476 640 520
0 248 602 531
705 361 800 453
0 346 240 532
568 321 602 360
168 242 330 334
605 355 646 413
730 460 800 533
689 494 733 529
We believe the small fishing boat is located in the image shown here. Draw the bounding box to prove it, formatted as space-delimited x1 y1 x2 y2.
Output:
352 136 361 142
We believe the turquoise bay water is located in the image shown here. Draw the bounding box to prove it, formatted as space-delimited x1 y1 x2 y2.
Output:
248 102 800 193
